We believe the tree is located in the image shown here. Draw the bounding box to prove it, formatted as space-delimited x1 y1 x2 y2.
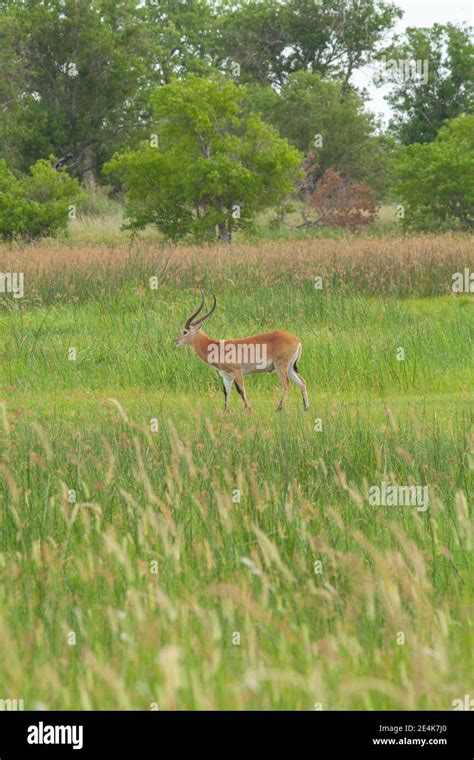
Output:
143 0 218 84
0 0 403 186
379 23 474 144
244 71 389 194
104 75 303 243
0 5 28 170
394 114 474 231
0 0 152 182
0 158 83 240
217 0 402 87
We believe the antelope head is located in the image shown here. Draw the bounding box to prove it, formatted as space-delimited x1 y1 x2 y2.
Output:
175 294 217 347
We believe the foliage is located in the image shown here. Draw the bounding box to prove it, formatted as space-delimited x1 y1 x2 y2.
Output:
306 169 379 229
394 114 474 231
0 0 402 183
0 0 152 180
379 23 474 144
76 186 121 219
104 75 303 243
217 0 402 86
0 158 82 240
143 0 218 83
244 72 390 194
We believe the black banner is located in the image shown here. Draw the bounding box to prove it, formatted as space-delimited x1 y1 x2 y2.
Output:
0 710 472 757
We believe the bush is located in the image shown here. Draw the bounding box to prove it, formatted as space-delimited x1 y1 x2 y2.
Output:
304 169 379 230
394 114 474 231
0 159 82 241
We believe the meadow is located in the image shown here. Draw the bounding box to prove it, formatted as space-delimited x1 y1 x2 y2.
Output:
0 232 472 709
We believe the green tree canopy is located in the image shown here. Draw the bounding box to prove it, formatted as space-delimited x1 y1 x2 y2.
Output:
394 113 474 231
379 23 474 144
0 0 402 185
0 0 153 181
0 158 83 240
143 0 218 84
104 75 303 243
217 0 402 86
244 72 389 194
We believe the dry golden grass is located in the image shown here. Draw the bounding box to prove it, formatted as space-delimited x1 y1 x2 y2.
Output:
0 233 472 302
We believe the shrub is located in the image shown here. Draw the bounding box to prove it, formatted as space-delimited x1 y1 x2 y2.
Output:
0 159 82 241
305 169 379 230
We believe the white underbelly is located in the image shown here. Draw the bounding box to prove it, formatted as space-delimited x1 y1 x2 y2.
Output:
244 362 274 375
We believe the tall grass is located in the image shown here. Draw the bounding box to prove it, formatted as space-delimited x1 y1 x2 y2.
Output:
0 400 471 709
0 235 471 709
0 290 472 398
0 233 472 301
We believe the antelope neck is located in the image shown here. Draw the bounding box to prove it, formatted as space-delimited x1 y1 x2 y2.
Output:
191 331 215 362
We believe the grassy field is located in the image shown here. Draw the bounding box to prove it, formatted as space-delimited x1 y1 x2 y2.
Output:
0 233 472 709
65 200 403 246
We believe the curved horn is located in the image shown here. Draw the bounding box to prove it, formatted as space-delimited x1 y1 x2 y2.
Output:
191 294 217 327
184 293 205 329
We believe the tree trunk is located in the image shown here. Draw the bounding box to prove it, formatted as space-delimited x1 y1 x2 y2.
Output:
218 222 230 244
82 144 97 189
217 197 230 244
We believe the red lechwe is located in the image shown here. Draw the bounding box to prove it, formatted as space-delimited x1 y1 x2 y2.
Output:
175 294 309 412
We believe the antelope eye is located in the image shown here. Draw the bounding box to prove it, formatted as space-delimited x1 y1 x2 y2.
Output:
183 329 188 335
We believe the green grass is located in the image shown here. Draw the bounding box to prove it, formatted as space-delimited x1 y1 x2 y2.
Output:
63 202 403 246
0 245 472 710
1 292 472 396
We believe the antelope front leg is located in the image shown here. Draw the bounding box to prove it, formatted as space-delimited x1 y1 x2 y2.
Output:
221 371 234 411
233 369 251 411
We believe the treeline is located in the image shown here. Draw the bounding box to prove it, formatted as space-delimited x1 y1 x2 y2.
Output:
0 0 472 240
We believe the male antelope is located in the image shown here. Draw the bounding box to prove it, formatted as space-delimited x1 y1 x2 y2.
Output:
175 295 309 412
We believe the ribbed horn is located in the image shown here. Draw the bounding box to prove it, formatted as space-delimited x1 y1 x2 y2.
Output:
191 294 217 327
184 293 205 329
